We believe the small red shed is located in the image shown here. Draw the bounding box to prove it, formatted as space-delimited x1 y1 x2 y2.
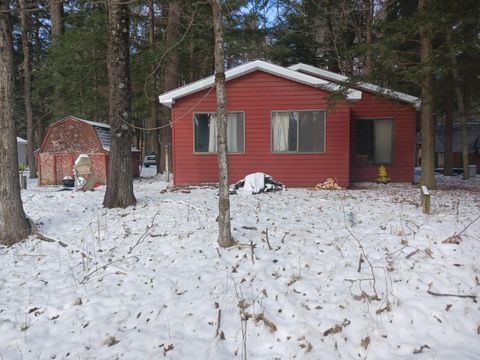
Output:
36 116 140 185
159 61 419 187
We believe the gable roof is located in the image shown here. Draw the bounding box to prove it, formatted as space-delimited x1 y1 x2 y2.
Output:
288 63 420 109
159 60 362 107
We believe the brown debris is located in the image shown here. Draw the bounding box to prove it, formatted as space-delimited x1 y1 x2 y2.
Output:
442 234 462 244
323 319 351 336
315 178 342 190
361 336 370 349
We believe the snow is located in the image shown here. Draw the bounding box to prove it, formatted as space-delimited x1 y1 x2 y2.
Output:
237 172 265 195
1 172 479 359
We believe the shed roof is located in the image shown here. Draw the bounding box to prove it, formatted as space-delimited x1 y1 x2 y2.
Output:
66 116 110 129
17 137 27 144
159 60 362 107
288 63 420 109
63 116 111 150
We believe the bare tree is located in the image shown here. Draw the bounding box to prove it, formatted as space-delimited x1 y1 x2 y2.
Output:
363 0 373 74
145 0 161 173
103 0 136 208
47 0 64 140
19 0 37 178
448 33 470 180
0 0 31 245
161 0 181 173
444 67 454 176
210 0 233 248
418 0 436 189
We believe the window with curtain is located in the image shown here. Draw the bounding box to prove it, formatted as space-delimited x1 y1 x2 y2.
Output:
194 112 244 153
356 119 393 163
271 110 325 153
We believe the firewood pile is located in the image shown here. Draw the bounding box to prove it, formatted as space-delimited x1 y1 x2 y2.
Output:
315 178 342 190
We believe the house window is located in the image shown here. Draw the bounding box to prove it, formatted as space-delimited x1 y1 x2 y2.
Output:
194 112 244 153
271 110 325 153
356 119 393 163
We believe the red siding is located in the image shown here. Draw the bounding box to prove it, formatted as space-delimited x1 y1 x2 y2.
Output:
349 92 416 183
171 71 351 187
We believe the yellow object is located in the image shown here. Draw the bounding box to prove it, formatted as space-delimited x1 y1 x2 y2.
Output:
376 165 390 183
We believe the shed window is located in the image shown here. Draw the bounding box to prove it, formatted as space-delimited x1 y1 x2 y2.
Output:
356 119 393 163
194 112 244 153
272 110 325 153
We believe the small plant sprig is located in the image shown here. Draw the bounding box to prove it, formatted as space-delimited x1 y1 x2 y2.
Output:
18 162 28 172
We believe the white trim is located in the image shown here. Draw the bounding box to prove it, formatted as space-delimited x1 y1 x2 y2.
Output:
57 115 110 129
74 117 110 129
17 137 27 144
288 63 420 109
158 60 362 107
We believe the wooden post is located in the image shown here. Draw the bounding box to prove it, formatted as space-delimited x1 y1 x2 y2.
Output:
19 173 27 190
421 185 430 214
164 144 169 182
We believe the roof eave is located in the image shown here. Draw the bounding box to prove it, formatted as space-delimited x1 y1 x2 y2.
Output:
289 63 419 108
159 60 361 106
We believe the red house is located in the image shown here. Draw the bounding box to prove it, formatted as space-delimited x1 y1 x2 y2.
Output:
36 116 140 185
159 61 419 187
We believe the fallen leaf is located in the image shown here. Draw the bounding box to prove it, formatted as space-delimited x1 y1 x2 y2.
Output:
361 336 370 349
103 336 119 347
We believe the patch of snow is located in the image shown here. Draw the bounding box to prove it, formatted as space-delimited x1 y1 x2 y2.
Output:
238 172 265 195
1 175 479 359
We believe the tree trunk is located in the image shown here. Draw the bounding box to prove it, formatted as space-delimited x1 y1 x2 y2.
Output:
447 29 469 179
49 0 63 39
461 93 470 180
363 0 373 74
210 0 233 248
444 68 454 176
19 0 37 178
103 0 136 208
146 0 161 173
34 15 44 148
0 0 31 245
49 0 64 120
161 1 181 173
418 0 435 189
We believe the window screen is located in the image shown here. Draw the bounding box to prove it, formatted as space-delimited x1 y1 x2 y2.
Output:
194 112 244 153
357 119 393 163
272 110 325 153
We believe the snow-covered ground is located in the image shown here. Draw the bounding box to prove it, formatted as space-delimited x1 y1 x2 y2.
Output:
1 169 479 359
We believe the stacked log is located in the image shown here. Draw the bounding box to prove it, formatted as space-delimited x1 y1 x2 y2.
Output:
315 178 342 190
